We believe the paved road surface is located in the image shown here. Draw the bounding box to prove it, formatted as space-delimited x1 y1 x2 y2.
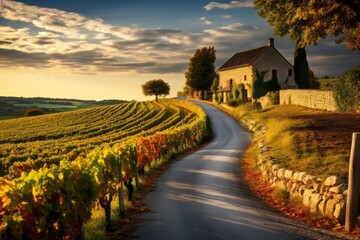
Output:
134 101 347 240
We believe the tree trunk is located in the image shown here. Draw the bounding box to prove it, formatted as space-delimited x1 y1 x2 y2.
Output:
119 183 125 216
155 94 158 102
118 165 125 217
99 195 113 232
78 223 85 240
124 177 134 202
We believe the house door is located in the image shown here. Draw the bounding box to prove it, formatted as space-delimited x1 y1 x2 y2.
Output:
272 69 277 79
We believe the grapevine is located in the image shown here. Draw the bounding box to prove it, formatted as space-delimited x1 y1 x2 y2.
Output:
0 99 209 239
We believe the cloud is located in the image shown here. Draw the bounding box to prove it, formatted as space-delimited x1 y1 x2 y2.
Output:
204 1 253 11
0 48 51 67
0 0 135 40
203 23 260 42
1 0 357 77
200 17 213 25
0 1 200 74
222 15 232 19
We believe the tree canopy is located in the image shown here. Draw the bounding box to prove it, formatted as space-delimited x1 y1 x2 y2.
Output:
141 79 170 102
185 47 216 99
254 0 360 50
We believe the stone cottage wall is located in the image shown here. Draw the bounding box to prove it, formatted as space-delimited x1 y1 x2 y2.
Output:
280 89 337 112
239 116 347 222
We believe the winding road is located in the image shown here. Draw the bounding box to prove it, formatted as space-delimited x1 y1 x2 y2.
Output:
134 101 347 240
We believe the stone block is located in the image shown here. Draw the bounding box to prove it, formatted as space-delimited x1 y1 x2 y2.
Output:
258 159 266 165
312 182 321 193
276 180 287 191
272 164 280 173
329 184 347 194
303 175 316 185
333 201 346 223
297 172 307 182
309 193 322 213
333 194 345 203
290 183 298 193
316 178 323 183
319 185 326 194
293 172 299 182
318 199 328 215
324 176 344 187
284 170 293 180
286 181 292 191
260 147 268 154
302 189 314 207
277 168 285 179
298 185 306 196
324 198 337 217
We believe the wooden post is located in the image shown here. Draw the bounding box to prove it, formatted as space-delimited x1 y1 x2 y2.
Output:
346 132 360 232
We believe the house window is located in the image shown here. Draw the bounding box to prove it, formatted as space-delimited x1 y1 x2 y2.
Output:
229 79 233 89
244 75 247 81
272 69 277 79
288 69 292 77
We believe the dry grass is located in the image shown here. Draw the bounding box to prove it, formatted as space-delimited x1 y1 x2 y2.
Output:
241 105 360 178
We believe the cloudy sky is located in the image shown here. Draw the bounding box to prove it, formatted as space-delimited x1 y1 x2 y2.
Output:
0 0 359 101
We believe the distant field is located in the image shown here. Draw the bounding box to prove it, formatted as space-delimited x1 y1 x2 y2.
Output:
0 97 126 119
14 103 78 109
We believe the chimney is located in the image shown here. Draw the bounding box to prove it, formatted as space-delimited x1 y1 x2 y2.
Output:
268 38 274 47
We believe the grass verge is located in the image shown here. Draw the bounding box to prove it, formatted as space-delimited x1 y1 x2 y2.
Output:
219 103 360 178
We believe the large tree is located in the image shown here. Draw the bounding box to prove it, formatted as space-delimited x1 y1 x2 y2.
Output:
294 0 360 50
141 79 170 102
185 47 216 99
255 0 360 50
294 47 310 89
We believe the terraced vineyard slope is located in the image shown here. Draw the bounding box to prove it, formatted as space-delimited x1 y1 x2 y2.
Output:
0 99 209 239
0 100 201 176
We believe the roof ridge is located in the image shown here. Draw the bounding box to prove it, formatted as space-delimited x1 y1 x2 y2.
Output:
218 45 270 71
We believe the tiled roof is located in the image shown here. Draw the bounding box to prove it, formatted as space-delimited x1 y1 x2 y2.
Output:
218 46 268 71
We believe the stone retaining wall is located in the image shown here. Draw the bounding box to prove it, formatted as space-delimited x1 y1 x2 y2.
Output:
240 116 347 222
280 89 337 112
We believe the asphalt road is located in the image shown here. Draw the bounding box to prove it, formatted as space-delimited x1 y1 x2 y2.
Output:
134 101 348 240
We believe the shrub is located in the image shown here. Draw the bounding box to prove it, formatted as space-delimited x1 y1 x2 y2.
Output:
217 92 223 103
226 92 232 101
24 108 44 116
252 68 280 99
252 101 262 111
266 91 279 105
335 65 360 112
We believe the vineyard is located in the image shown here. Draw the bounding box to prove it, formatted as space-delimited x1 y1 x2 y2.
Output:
0 99 209 239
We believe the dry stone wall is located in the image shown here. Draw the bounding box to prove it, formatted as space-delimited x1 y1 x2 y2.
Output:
279 89 337 112
240 116 347 222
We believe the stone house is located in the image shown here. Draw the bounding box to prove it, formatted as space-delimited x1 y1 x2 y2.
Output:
218 38 297 102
